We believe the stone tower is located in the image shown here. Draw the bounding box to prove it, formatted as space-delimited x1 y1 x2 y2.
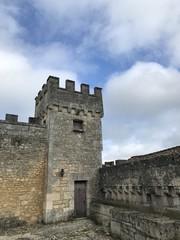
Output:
35 76 103 223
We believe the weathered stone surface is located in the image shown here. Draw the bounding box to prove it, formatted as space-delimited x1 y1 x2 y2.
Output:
0 219 115 240
0 121 47 224
2 75 180 239
99 146 180 217
0 217 26 229
0 76 103 225
90 202 178 239
34 77 103 223
88 100 180 239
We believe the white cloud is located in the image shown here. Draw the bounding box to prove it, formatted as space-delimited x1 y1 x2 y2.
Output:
26 42 97 76
0 49 78 122
1 0 180 162
0 1 80 122
0 2 25 50
103 140 160 162
103 62 180 161
32 0 104 39
99 0 180 62
105 62 180 117
31 0 180 66
2 0 179 69
0 1 96 75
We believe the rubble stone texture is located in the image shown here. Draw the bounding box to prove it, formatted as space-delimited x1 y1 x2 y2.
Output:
0 219 115 240
1 75 180 239
0 76 103 224
0 121 47 224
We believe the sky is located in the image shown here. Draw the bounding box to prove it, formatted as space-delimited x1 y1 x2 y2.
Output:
1 0 180 162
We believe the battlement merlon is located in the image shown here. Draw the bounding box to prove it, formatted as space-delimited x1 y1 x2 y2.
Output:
0 114 41 126
35 76 104 119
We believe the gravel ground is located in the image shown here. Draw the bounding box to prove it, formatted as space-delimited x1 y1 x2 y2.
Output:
0 218 117 240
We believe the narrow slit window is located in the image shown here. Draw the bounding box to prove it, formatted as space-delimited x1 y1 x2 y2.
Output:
73 120 83 132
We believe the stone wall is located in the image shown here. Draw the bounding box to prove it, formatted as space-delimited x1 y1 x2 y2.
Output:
35 76 103 223
0 76 104 225
99 146 180 217
35 76 103 123
90 202 180 240
42 109 102 223
89 146 180 239
0 115 47 226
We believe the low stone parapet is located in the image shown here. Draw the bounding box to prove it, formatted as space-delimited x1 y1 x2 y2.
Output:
90 201 180 239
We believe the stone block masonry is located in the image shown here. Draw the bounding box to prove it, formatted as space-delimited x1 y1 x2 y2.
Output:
0 116 47 226
89 146 180 239
0 75 103 226
99 146 180 217
35 76 103 223
90 202 180 240
3 74 180 239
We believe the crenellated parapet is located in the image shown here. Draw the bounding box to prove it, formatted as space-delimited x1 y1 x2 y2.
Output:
100 146 180 217
103 146 180 167
35 76 103 121
128 146 180 162
36 76 103 223
0 75 103 225
0 114 47 225
0 114 41 126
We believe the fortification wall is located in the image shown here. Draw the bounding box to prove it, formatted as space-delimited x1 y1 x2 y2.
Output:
0 75 104 225
90 202 180 240
35 76 103 123
36 77 104 223
0 114 47 227
89 146 180 239
99 146 180 216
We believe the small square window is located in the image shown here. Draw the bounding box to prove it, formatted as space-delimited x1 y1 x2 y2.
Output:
73 120 83 132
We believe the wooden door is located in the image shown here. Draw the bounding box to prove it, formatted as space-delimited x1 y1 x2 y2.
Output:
74 181 87 218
